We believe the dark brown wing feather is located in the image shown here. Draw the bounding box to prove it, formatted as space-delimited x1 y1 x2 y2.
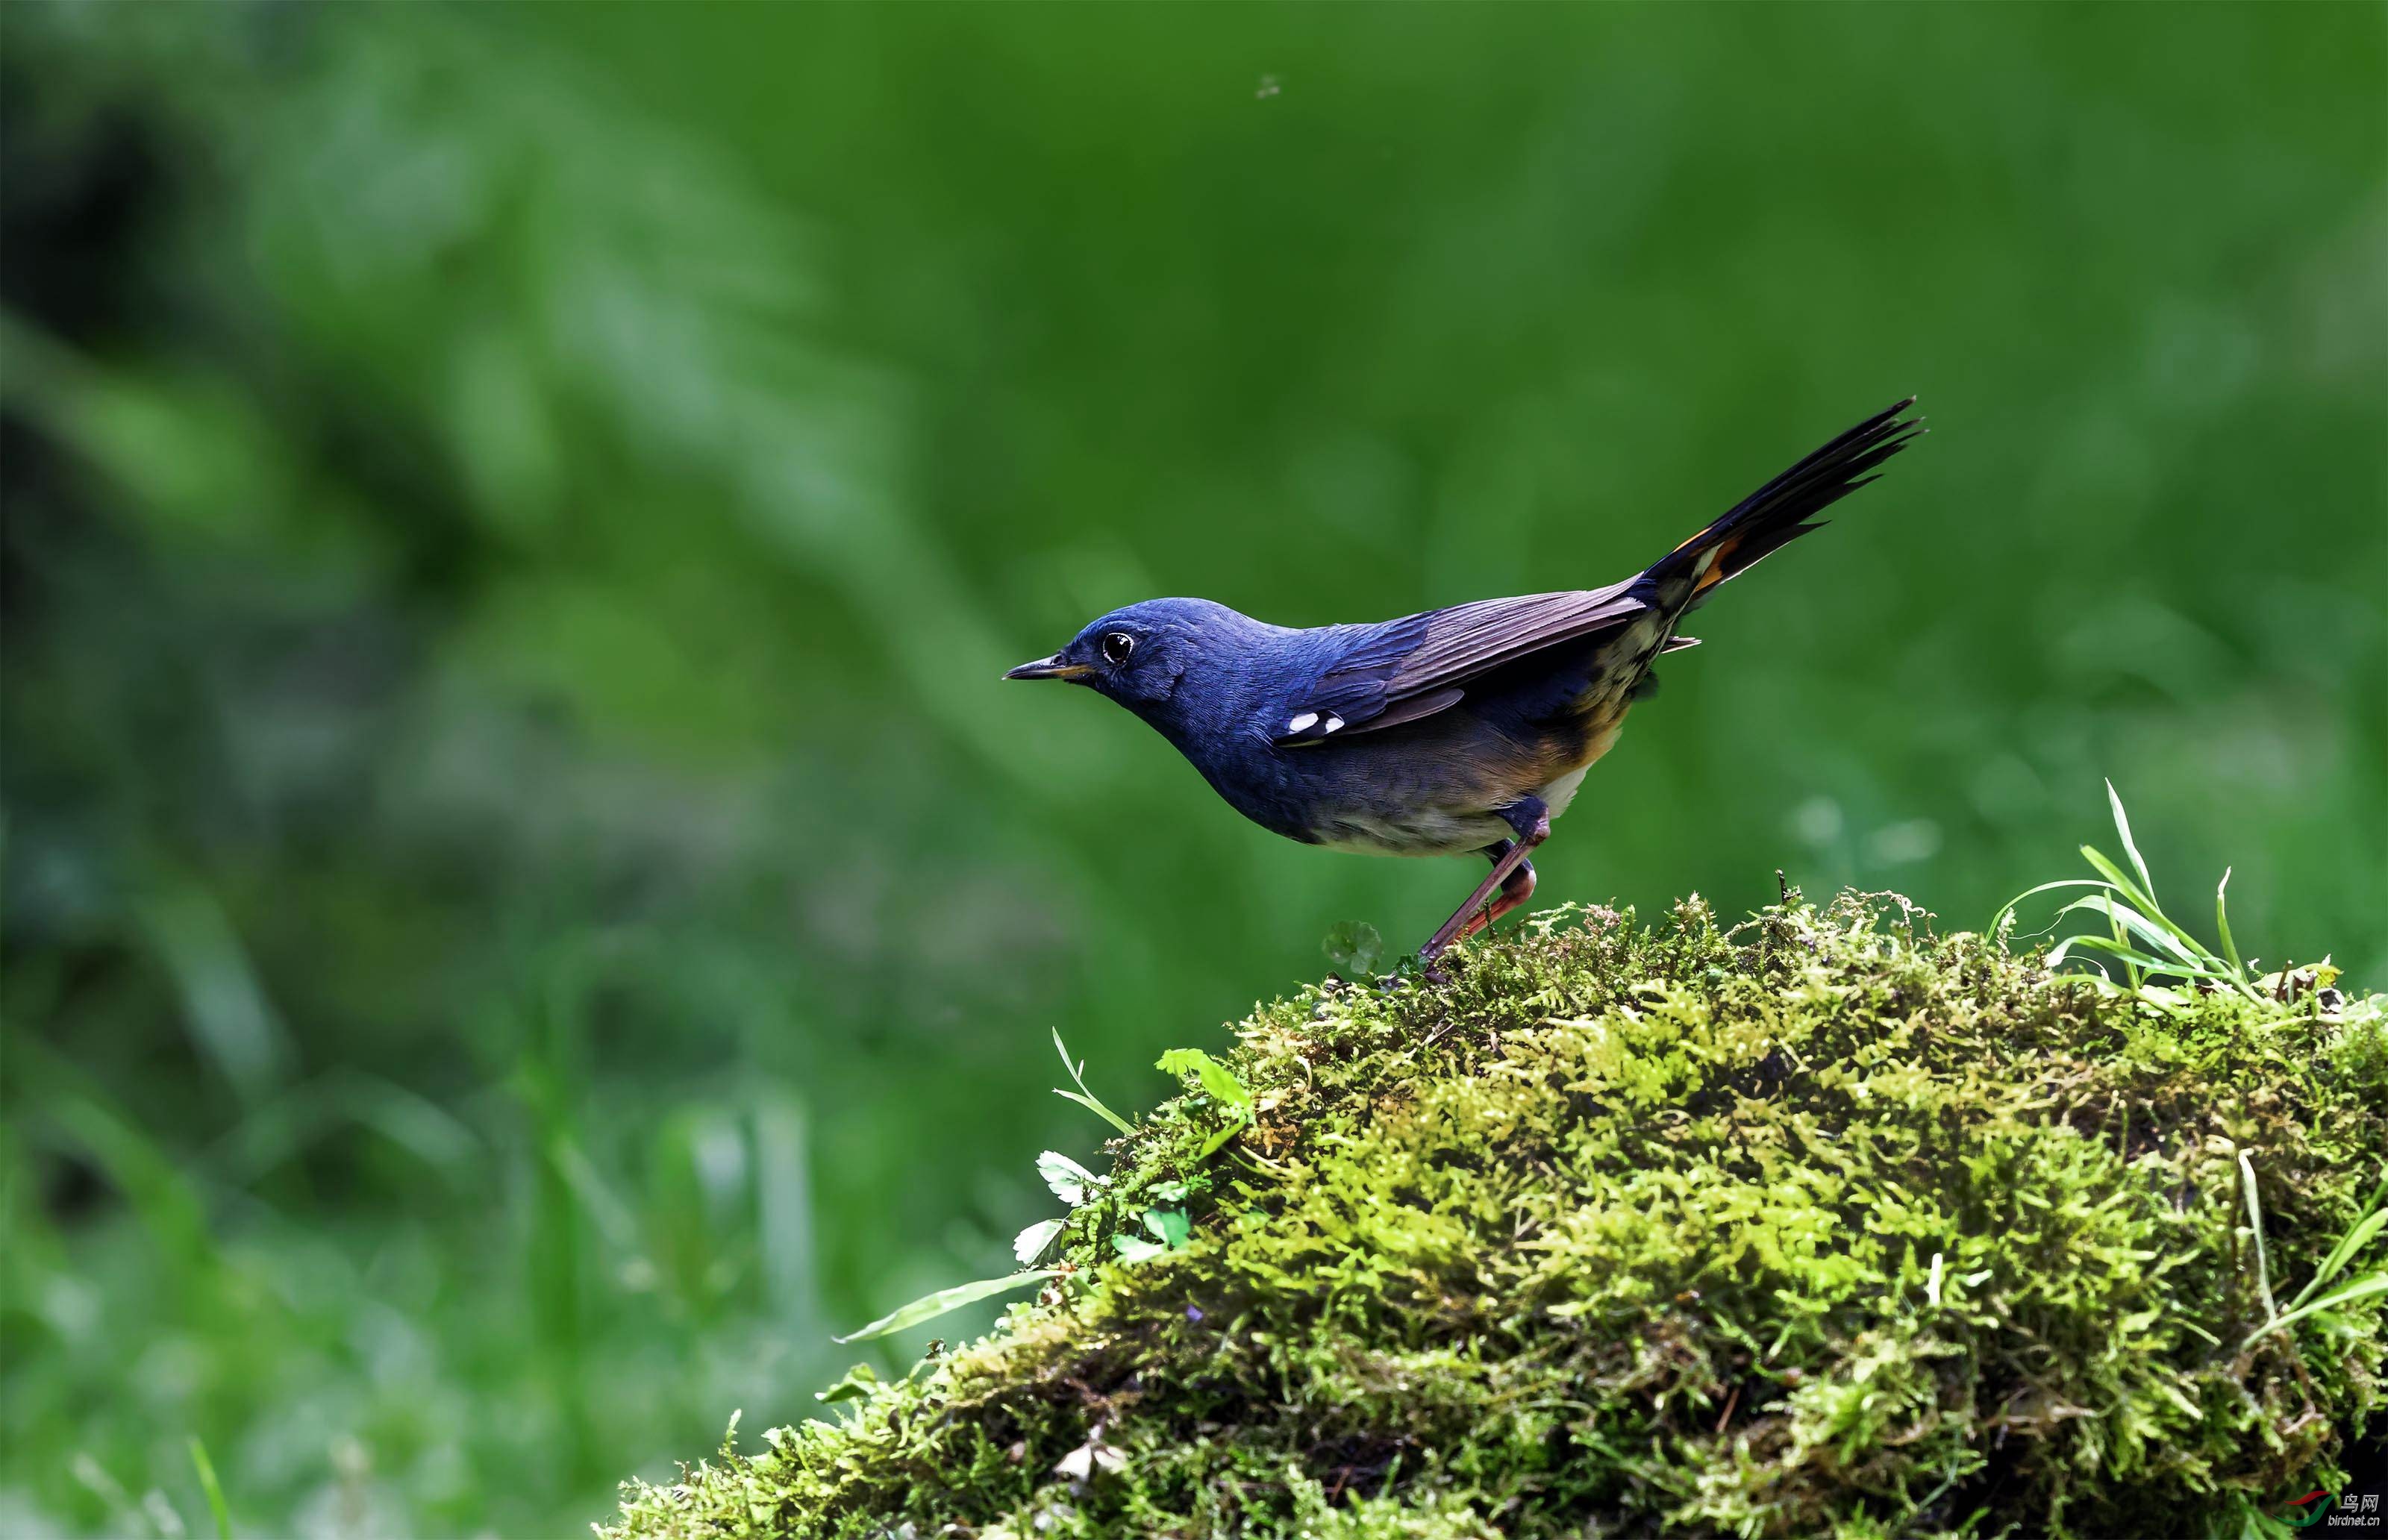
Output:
1275 584 1645 745
1381 586 1642 696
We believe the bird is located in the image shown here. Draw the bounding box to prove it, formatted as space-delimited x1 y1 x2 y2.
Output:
1004 399 1922 962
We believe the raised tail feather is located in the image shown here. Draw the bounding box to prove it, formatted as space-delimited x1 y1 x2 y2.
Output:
1644 398 1922 612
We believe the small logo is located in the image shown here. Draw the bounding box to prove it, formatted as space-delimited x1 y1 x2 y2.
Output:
2286 1488 2386 1528
2282 1492 2333 1529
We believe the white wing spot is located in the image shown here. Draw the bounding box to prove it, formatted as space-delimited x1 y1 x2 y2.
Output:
1287 712 1319 733
1323 715 1344 733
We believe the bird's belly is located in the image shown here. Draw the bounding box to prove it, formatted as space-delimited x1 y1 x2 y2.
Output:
1537 763 1590 820
1307 804 1516 857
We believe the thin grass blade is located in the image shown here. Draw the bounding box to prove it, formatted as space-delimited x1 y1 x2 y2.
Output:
2048 933 2235 982
2105 780 2160 906
2077 848 2172 937
2244 1272 2388 1348
2240 1151 2277 1324
187 1436 234 1540
832 1269 1058 1343
2284 1165 2388 1312
1991 878 2119 938
2215 868 2248 985
2107 901 2138 992
1051 1028 1134 1134
2074 851 2237 976
2054 894 2216 974
1053 1090 1134 1134
2292 1209 2388 1304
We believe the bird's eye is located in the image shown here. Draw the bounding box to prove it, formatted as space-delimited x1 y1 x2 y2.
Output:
1101 632 1136 665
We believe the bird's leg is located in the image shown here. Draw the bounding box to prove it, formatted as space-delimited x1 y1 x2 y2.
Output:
1454 851 1539 945
1418 798 1550 962
1441 839 1519 949
1431 845 1541 957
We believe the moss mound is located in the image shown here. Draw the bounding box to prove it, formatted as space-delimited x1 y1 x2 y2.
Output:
607 895 2387 1539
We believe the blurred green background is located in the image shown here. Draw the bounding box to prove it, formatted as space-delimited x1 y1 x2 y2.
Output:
3 3 2381 1535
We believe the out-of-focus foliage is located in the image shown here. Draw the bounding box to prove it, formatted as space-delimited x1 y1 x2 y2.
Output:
1 3 2380 1536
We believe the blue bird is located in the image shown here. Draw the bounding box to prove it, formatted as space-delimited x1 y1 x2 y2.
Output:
1006 401 1922 962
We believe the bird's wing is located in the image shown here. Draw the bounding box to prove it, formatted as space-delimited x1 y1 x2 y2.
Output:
1274 584 1654 745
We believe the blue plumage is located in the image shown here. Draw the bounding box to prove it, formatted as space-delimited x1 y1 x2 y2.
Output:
1005 401 1922 960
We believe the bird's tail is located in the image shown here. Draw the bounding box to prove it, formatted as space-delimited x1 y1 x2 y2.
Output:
1642 398 1922 614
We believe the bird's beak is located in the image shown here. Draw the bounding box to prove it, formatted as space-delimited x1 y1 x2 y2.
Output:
1002 653 1093 681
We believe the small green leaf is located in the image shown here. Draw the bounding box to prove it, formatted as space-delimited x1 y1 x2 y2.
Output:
814 1362 881 1403
1195 1118 1246 1157
1037 1150 1101 1206
1143 1206 1192 1250
1322 920 1383 975
1112 1233 1166 1263
1012 1218 1065 1266
832 1270 1058 1343
1155 1048 1252 1115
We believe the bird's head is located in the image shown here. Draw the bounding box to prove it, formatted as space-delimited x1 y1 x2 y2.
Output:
1004 598 1240 719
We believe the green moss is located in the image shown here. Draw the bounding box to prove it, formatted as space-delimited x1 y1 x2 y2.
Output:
606 894 2387 1539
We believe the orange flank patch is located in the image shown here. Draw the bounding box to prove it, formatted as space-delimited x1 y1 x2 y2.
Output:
1578 712 1626 769
1692 532 1744 593
1445 733 1569 806
1521 697 1629 789
1410 722 1591 813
